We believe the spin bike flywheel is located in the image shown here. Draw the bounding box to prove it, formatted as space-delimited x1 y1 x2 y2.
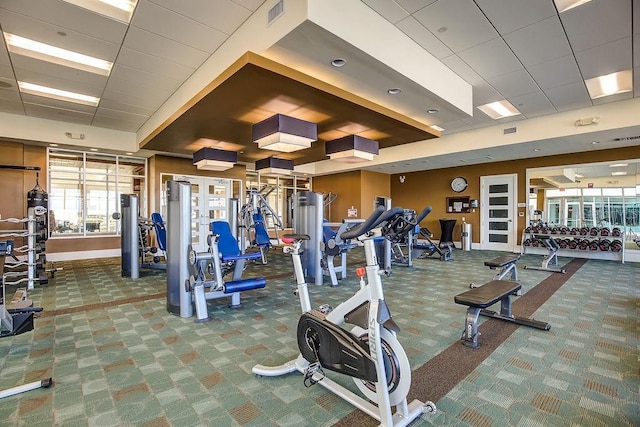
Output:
350 325 412 406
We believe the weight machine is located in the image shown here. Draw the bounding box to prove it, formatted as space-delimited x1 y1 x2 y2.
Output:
239 185 283 264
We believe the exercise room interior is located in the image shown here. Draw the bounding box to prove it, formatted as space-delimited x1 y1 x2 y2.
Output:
0 0 638 426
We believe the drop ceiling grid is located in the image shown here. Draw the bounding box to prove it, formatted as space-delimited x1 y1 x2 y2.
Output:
146 0 253 35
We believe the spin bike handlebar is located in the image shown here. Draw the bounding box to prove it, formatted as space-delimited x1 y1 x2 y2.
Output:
340 206 403 241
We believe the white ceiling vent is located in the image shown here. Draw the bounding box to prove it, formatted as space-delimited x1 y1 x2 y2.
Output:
503 126 517 135
268 0 285 25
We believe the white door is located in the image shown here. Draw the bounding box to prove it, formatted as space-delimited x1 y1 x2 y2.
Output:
481 174 517 252
161 175 232 252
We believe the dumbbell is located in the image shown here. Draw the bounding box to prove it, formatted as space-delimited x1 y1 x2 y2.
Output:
578 239 589 250
589 227 599 236
550 227 559 234
531 238 540 247
558 239 569 249
610 240 623 252
579 227 589 236
524 227 531 233
600 227 610 236
523 238 532 246
598 239 611 251
612 227 622 237
559 227 569 235
588 240 599 251
568 239 578 249
570 227 579 235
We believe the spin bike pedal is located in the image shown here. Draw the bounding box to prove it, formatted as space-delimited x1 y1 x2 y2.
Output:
317 304 332 314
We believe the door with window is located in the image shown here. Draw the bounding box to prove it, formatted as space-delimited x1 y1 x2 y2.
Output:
481 174 517 252
161 175 234 252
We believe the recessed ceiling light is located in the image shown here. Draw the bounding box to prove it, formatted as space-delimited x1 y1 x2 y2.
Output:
591 141 600 145
61 0 138 23
50 143 59 147
19 81 100 106
610 163 628 167
584 70 633 99
4 33 113 76
477 100 521 119
125 152 133 155
574 173 583 178
533 148 542 152
554 0 592 13
0 81 12 89
611 171 627 176
438 27 448 33
427 108 439 114
331 58 346 67
90 148 99 152
57 31 67 37
387 88 401 95
430 125 445 132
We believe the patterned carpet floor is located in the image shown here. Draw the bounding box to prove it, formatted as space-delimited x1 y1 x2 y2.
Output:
0 246 637 426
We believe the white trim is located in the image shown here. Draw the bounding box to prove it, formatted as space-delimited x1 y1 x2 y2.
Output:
46 249 120 262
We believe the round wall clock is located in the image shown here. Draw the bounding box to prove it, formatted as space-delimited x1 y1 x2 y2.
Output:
451 176 468 193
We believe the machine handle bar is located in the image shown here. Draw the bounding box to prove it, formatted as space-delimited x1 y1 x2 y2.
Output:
341 206 398 241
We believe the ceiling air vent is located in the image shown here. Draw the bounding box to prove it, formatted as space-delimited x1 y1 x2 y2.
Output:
614 136 640 141
503 126 517 135
268 0 284 24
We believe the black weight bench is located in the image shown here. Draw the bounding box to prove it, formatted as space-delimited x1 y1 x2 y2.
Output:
454 280 550 349
484 254 520 281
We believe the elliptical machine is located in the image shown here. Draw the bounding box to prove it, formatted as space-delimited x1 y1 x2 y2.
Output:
252 206 436 426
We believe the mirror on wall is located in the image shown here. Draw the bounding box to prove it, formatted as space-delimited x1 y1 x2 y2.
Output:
528 160 639 251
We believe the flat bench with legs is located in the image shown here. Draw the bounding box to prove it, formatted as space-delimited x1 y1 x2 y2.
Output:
454 279 550 349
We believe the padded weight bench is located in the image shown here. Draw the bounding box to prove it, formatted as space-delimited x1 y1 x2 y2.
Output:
524 235 566 274
484 254 520 281
454 280 550 349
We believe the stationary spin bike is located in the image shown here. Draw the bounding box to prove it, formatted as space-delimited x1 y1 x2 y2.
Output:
252 206 436 426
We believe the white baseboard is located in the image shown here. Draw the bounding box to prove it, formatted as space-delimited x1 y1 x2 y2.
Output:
46 249 120 262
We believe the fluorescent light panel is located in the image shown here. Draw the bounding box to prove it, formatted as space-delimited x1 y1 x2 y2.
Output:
554 0 592 13
62 0 138 23
18 81 100 106
477 100 521 119
584 70 633 99
4 33 113 76
611 171 627 176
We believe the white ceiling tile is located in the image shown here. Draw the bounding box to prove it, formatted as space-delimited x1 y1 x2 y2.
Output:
0 9 120 61
475 0 556 34
504 16 572 66
574 37 633 79
527 55 582 90
458 37 523 80
473 81 502 106
0 86 20 102
362 0 410 24
0 63 15 80
98 98 156 117
0 98 24 115
23 101 95 125
101 87 170 111
11 56 107 95
230 0 265 12
440 55 483 84
116 47 196 82
462 112 495 127
486 69 540 99
635 0 640 34
413 0 498 52
0 0 128 44
123 27 210 69
131 1 227 53
437 119 473 134
147 0 252 35
395 0 437 14
507 91 556 118
91 115 146 132
396 16 453 59
107 65 181 98
544 82 592 112
560 0 632 52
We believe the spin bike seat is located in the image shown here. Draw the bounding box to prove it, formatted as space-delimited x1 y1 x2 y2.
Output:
282 234 310 244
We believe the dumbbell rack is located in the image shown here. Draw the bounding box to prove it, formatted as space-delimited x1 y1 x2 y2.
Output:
521 226 625 264
0 206 54 290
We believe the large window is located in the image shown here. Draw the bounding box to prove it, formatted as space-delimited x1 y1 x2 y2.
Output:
48 149 146 236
